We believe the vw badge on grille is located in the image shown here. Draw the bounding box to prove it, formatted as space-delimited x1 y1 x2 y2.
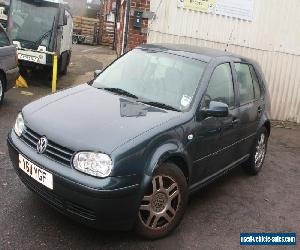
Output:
37 136 48 154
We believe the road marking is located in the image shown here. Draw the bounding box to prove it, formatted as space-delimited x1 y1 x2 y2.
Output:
20 91 34 96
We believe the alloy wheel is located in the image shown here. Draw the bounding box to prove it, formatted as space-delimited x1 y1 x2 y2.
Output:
255 133 266 169
139 175 181 230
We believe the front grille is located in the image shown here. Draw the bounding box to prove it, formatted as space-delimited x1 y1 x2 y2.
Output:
21 127 74 166
16 166 96 221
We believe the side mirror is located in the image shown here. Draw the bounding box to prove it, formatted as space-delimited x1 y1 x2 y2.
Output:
63 13 68 26
58 11 68 27
200 101 229 118
94 69 102 79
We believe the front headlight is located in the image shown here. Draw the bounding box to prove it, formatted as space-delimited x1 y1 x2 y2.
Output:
14 113 25 137
73 152 113 178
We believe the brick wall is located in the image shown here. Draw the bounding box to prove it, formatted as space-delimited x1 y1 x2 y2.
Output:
99 0 115 47
115 0 150 56
126 0 150 51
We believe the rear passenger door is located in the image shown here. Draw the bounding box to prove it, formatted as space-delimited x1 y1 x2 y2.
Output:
234 63 263 157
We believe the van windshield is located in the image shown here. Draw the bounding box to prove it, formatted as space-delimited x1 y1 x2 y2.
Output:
93 49 206 112
8 0 58 49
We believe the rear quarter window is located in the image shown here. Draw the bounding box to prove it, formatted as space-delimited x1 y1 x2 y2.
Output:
249 65 262 99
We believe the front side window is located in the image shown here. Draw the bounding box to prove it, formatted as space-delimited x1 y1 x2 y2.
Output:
93 49 207 111
0 29 10 47
204 63 235 108
235 63 255 105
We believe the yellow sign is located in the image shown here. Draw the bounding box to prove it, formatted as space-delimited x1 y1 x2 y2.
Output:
181 0 216 13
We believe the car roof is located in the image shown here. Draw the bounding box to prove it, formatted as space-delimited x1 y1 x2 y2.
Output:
138 43 250 63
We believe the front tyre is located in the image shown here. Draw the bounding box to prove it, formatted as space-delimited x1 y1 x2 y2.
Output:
136 162 188 240
59 51 71 76
244 127 269 175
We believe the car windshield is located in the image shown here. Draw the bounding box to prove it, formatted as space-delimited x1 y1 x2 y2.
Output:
8 0 58 48
93 49 207 111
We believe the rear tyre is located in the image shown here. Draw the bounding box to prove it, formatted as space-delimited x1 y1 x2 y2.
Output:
0 75 5 105
244 127 268 175
135 162 188 240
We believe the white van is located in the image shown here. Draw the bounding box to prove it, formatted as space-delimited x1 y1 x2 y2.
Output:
7 0 73 74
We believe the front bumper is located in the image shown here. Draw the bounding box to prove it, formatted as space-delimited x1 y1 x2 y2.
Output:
7 131 143 230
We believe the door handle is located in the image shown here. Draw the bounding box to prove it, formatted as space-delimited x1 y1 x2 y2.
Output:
258 106 263 114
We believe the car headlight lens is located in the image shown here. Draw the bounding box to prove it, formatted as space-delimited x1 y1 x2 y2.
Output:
73 152 113 178
14 113 25 137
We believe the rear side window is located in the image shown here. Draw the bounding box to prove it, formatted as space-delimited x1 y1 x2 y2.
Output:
235 63 255 105
0 29 10 47
249 65 261 99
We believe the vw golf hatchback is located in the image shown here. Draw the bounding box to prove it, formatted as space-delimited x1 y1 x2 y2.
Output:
8 44 271 239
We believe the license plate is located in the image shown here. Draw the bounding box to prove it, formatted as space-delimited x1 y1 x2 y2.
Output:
18 54 39 63
19 154 53 190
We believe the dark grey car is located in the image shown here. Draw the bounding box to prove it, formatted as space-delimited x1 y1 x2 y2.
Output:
0 24 19 104
8 44 271 239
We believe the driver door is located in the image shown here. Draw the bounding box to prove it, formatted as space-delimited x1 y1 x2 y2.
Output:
191 63 240 184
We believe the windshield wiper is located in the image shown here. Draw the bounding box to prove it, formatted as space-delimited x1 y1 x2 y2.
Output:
34 16 56 47
34 29 52 46
102 88 138 99
139 101 181 112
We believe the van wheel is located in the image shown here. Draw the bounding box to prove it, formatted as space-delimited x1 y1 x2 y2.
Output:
244 127 268 175
136 162 188 240
0 75 5 105
59 52 69 76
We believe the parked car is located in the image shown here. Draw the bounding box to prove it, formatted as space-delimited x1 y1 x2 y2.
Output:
0 24 19 104
7 44 271 239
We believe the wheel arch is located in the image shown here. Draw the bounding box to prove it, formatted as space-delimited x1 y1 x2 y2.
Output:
145 143 191 183
258 113 271 137
264 120 271 137
163 155 190 182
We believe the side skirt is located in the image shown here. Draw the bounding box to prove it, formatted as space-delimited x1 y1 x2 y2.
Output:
189 154 249 194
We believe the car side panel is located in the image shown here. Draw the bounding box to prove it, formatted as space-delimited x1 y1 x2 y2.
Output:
5 66 19 90
236 102 260 156
189 116 223 183
0 44 19 91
